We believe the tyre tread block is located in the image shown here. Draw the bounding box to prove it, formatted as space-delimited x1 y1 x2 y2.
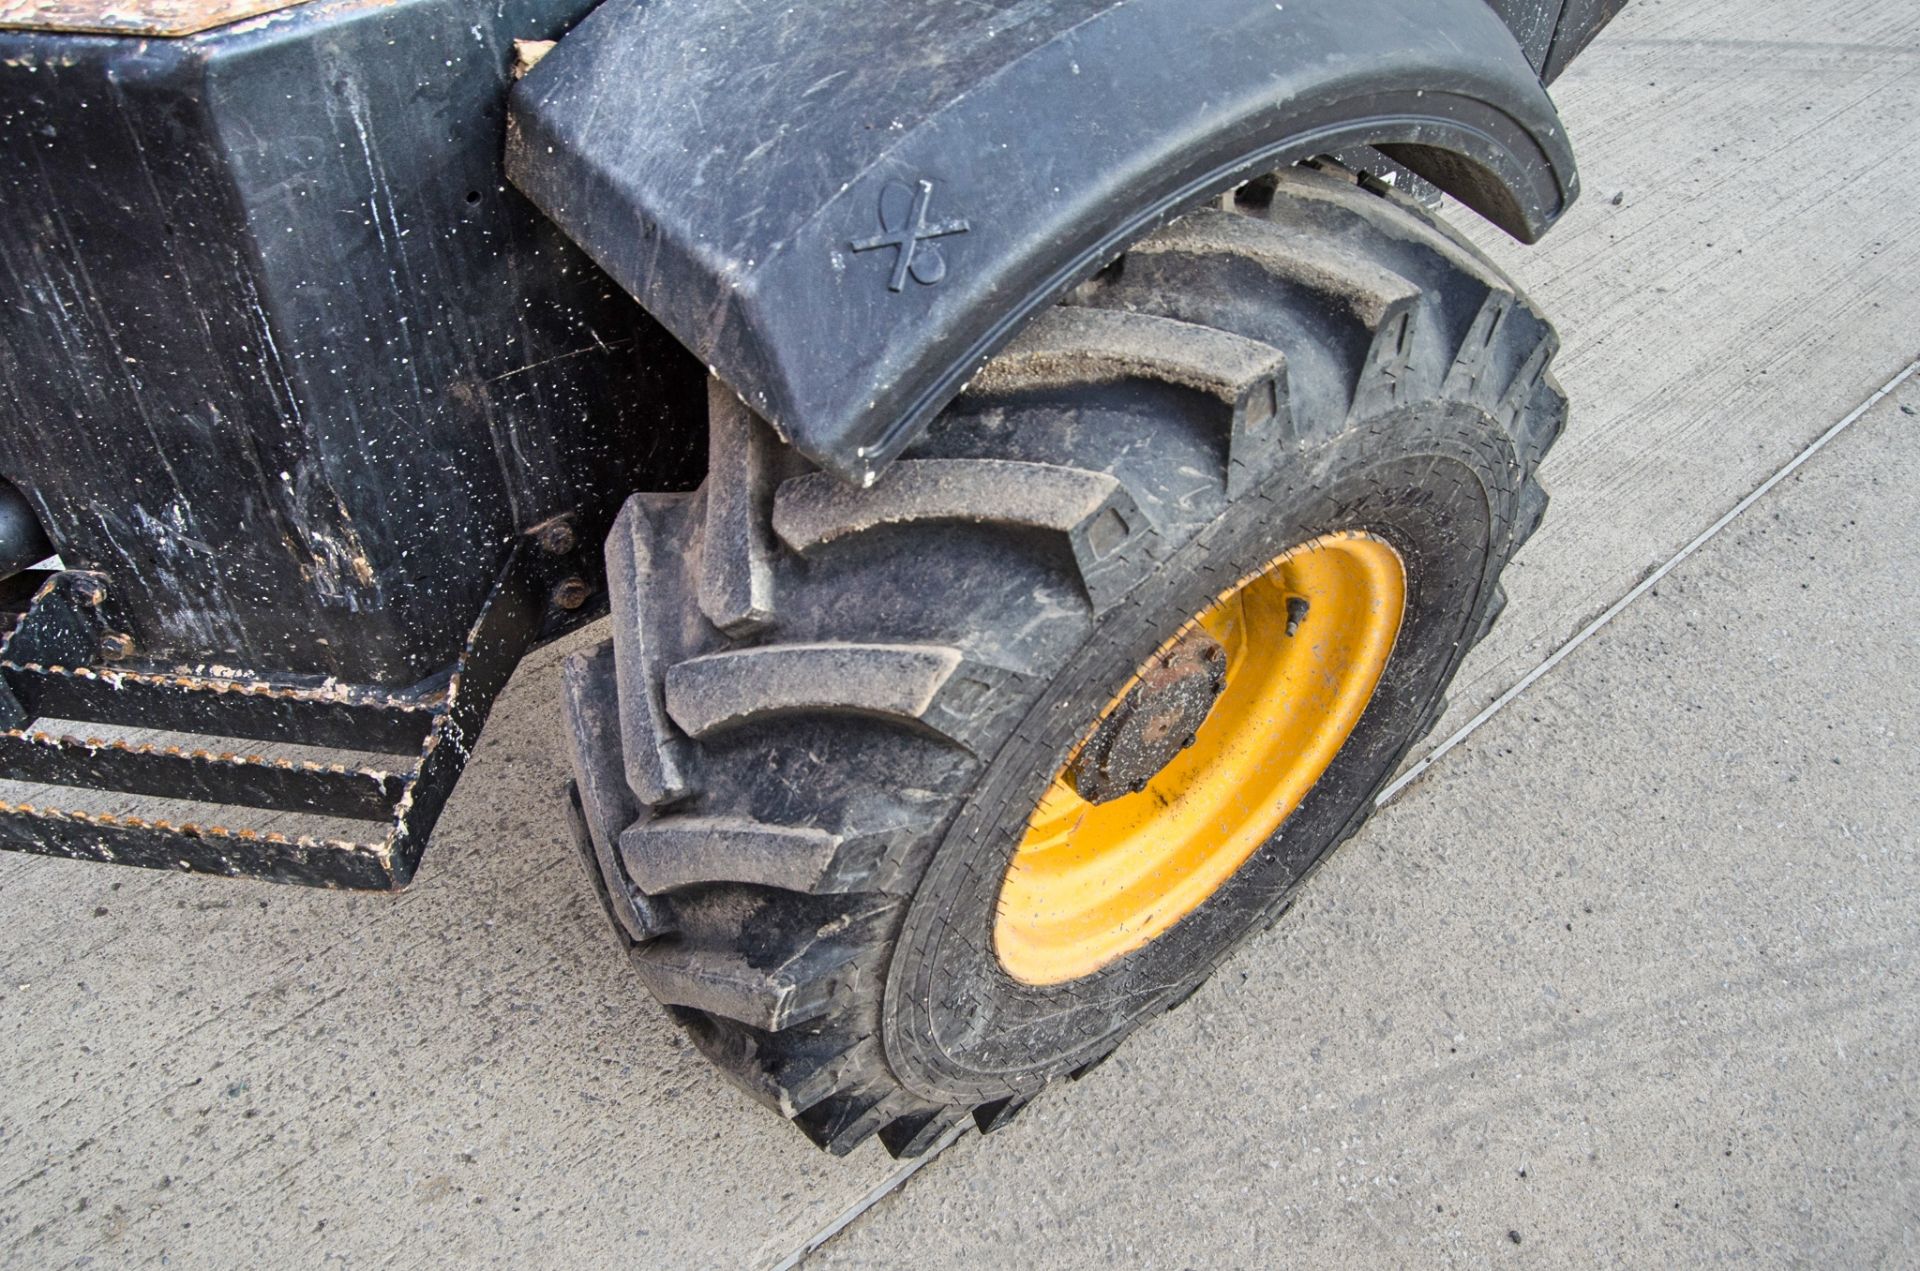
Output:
604 494 695 807
1132 208 1424 420
970 1093 1032 1135
673 1009 883 1118
877 1106 965 1159
969 305 1290 498
623 814 856 894
697 379 779 636
631 895 895 1032
560 643 674 942
797 1085 919 1156
663 642 1018 754
1473 582 1510 646
773 458 1155 613
1514 476 1551 548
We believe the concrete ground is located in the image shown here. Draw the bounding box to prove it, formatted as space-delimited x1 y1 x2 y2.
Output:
1 0 1917 1267
811 348 1920 1271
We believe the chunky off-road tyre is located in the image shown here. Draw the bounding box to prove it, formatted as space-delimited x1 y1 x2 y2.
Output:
562 161 1564 1157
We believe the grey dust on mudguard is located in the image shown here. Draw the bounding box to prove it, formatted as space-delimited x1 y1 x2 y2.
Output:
507 0 1624 488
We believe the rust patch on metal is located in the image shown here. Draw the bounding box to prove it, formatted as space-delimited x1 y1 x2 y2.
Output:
0 659 447 711
549 576 592 611
526 511 579 556
0 799 365 851
8 726 399 777
511 38 555 80
0 550 540 888
0 0 314 37
1068 625 1227 804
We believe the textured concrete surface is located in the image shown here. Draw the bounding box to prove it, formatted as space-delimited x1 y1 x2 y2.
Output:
812 353 1920 1269
1438 0 1920 746
1 0 1917 1266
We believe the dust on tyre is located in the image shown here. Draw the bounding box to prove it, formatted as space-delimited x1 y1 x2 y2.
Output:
561 160 1564 1156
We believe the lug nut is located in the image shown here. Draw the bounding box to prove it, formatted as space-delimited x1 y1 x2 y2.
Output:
70 575 106 607
99 632 135 661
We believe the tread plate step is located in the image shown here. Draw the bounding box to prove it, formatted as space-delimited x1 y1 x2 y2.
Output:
0 552 546 889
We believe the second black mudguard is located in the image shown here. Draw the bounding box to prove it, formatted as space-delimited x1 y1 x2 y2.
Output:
508 0 1581 485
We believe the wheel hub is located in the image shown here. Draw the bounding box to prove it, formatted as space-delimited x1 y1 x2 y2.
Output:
1067 625 1228 804
993 531 1407 986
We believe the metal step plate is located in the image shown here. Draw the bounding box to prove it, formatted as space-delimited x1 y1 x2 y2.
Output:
0 551 543 889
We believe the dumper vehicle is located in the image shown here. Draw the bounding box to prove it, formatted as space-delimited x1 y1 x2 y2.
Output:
0 0 1625 1156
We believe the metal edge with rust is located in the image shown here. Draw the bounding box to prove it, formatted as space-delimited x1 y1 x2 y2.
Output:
0 0 312 39
0 536 580 889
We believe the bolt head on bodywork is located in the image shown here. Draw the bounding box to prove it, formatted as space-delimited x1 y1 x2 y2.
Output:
551 577 593 611
535 520 578 556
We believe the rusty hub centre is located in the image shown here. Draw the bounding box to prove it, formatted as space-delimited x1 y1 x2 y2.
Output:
995 531 1408 985
1068 625 1230 804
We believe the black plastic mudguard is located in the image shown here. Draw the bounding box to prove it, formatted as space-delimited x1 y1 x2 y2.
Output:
508 0 1580 486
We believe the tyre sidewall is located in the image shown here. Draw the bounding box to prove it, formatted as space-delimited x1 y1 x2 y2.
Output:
882 399 1523 1103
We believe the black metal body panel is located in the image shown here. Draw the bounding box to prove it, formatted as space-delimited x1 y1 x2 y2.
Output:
0 535 552 886
506 0 1598 486
1489 0 1630 82
0 481 49 578
0 0 702 687
0 0 706 884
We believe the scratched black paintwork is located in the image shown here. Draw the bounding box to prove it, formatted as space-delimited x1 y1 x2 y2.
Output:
1488 0 1630 82
0 0 705 687
0 537 548 886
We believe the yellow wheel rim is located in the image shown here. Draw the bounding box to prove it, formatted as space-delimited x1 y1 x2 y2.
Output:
993 531 1407 985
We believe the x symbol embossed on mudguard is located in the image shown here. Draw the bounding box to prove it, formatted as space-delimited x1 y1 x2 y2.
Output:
850 179 970 292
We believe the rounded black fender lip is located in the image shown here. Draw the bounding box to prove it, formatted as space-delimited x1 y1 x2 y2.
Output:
507 0 1578 486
